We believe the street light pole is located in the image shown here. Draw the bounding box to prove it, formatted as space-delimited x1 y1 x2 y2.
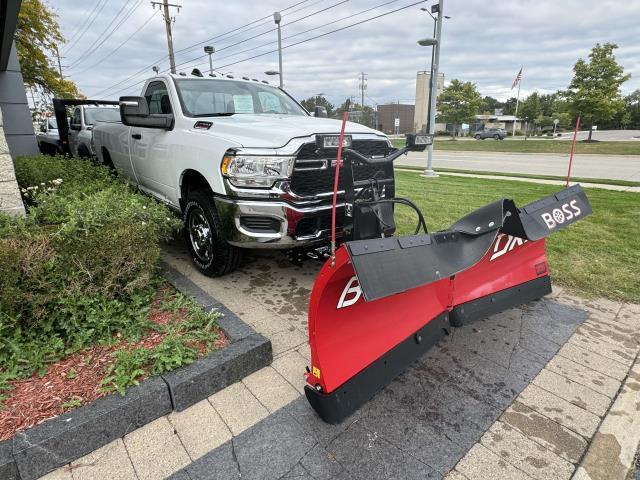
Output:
204 46 215 76
274 12 283 88
423 0 444 178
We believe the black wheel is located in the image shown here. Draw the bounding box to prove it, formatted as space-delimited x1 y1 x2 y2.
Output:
493 134 500 140
474 134 481 140
101 148 115 170
183 189 242 277
77 145 91 158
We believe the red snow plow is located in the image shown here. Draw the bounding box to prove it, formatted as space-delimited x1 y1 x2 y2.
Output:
303 122 592 424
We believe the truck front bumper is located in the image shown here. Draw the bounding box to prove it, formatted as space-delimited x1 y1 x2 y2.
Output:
214 196 340 249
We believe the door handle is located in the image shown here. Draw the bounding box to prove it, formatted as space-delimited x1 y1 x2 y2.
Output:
132 133 142 140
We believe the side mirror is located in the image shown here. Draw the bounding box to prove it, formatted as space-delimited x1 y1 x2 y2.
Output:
40 124 46 133
405 133 432 152
119 95 173 130
313 106 328 118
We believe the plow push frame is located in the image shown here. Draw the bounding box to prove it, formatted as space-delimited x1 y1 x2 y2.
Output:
303 117 592 424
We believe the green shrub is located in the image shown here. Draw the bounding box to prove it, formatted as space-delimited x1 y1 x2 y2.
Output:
0 155 182 387
13 154 113 195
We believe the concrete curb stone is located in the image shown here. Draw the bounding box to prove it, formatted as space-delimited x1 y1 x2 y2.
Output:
12 377 172 480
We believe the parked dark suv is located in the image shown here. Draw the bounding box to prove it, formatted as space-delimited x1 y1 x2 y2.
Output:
474 128 507 140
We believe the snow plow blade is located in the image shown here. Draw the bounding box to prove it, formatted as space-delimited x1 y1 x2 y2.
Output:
305 185 591 424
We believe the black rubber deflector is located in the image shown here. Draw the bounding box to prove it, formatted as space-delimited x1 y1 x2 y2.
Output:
305 312 450 424
449 275 552 327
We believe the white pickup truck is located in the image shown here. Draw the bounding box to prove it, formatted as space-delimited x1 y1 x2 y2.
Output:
92 73 398 276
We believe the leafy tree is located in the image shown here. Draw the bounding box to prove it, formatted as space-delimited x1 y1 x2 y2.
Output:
437 79 483 139
300 95 335 117
623 89 640 129
519 92 542 123
564 43 630 141
502 97 518 115
16 0 82 101
480 96 503 114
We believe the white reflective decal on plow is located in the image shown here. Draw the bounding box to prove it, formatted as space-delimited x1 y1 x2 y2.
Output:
337 276 362 309
489 234 527 262
541 199 582 229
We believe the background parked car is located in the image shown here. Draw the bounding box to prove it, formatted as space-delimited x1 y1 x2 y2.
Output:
69 105 120 158
36 116 67 155
474 128 507 140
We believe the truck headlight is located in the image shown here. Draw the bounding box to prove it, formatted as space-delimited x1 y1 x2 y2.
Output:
221 154 295 188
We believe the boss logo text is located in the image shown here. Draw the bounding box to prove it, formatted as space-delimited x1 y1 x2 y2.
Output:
540 200 581 229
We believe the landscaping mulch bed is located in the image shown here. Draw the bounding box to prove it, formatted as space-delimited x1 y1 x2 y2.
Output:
0 287 229 441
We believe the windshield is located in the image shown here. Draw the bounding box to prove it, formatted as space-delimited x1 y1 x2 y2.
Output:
47 118 57 129
175 79 307 117
84 107 120 125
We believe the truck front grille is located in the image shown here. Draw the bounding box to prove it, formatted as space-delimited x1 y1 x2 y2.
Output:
289 140 395 198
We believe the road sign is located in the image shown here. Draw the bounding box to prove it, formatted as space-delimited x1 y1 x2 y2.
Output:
394 118 400 127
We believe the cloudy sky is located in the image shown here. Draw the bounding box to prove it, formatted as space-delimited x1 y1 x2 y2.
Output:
52 0 640 107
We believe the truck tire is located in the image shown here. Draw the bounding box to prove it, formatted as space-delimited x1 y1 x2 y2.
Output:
77 145 91 158
183 189 242 277
101 148 115 170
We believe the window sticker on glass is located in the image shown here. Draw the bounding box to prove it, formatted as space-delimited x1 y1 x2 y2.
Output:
233 95 254 114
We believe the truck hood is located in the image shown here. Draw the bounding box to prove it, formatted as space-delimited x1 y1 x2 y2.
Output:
201 114 385 148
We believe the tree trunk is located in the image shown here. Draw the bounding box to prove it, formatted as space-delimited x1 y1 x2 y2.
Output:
451 125 456 141
587 123 593 142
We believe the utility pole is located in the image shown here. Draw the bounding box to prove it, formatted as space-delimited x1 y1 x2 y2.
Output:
359 72 367 109
423 0 444 178
151 0 181 74
54 45 63 80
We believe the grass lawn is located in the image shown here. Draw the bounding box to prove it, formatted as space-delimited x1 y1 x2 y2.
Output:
393 171 640 304
390 138 640 155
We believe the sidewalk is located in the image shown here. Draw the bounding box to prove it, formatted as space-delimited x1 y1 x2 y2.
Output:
396 168 640 193
39 247 640 480
448 297 640 480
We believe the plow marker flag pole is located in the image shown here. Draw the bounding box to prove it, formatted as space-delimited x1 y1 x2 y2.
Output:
566 115 581 187
330 111 349 267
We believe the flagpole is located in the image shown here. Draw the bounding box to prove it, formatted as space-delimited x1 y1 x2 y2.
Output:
512 68 522 137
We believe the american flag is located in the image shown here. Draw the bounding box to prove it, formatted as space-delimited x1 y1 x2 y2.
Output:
511 67 523 90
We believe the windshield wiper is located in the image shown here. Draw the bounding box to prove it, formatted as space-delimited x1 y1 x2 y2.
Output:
194 112 235 117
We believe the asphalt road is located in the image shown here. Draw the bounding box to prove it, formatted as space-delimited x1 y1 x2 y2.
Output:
397 151 640 182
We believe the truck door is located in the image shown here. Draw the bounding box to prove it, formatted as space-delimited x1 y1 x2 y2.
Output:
69 107 81 156
130 80 177 205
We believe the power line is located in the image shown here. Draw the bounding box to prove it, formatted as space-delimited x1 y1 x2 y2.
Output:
172 0 315 57
106 0 427 98
170 0 350 73
188 0 399 71
90 0 318 97
72 10 160 76
63 0 109 53
68 0 145 69
64 1 99 45
184 0 426 75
